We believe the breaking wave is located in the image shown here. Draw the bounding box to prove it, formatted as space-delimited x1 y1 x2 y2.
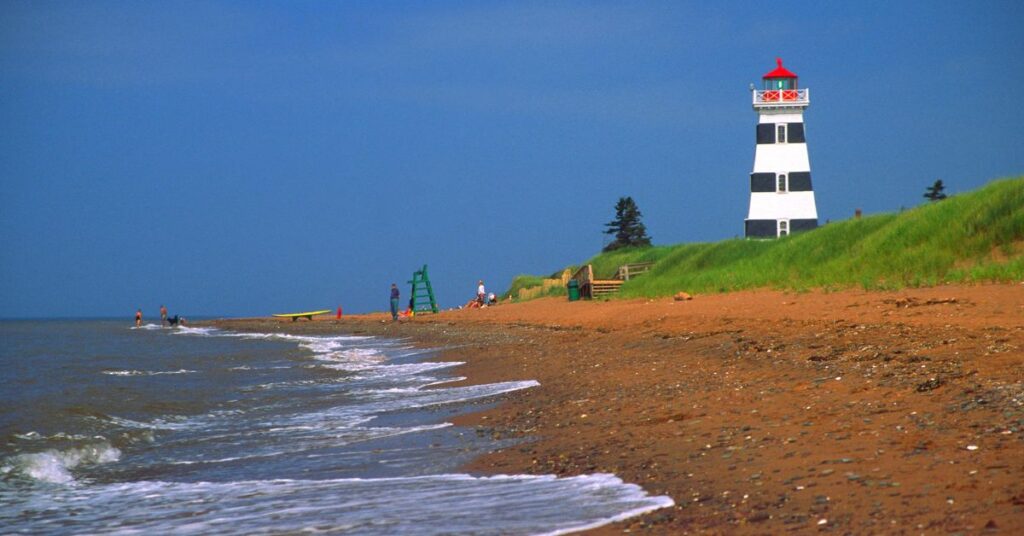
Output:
2 473 673 534
1 441 121 484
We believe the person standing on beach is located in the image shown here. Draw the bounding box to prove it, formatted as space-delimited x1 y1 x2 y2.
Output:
160 305 168 325
477 280 486 305
390 284 400 321
135 309 143 327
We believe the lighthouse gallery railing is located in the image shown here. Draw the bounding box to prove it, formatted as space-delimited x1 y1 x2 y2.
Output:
753 88 809 107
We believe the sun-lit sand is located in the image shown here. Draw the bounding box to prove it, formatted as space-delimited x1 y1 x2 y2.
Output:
212 283 1024 534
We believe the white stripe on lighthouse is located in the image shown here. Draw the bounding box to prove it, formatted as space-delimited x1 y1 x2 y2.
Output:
747 191 818 220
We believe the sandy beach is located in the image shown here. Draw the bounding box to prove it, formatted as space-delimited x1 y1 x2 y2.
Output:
211 283 1024 534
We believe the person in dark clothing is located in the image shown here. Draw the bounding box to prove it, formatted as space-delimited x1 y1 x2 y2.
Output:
390 284 400 321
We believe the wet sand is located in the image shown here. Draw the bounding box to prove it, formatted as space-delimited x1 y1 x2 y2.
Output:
210 283 1024 534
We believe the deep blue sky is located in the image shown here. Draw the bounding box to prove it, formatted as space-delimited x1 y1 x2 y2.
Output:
2 1 1022 318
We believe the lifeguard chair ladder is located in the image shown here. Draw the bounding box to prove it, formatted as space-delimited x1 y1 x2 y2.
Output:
408 264 439 314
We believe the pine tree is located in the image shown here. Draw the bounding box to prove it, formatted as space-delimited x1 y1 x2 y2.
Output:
603 196 652 252
924 179 947 202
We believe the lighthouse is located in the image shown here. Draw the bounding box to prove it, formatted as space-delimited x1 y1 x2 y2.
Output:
745 58 818 238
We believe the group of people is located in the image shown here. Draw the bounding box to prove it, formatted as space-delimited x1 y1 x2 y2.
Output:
388 279 498 321
134 305 185 327
466 279 497 308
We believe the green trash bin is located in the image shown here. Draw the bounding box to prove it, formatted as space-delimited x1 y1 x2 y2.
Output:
567 279 580 301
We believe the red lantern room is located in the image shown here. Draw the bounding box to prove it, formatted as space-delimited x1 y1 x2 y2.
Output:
758 58 803 104
763 57 798 89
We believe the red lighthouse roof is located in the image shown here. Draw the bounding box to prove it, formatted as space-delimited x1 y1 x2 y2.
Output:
763 57 797 79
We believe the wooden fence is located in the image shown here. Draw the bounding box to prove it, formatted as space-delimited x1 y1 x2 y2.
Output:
615 262 654 281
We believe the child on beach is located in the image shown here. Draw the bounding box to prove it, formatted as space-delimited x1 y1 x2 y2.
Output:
135 309 142 327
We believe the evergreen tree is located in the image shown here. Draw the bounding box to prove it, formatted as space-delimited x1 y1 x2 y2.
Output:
603 196 652 252
924 179 948 202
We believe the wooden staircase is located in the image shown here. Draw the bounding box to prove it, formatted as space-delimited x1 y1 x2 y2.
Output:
570 262 651 299
590 279 623 297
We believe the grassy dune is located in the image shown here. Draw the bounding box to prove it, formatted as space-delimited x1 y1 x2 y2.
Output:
506 274 569 300
509 176 1024 299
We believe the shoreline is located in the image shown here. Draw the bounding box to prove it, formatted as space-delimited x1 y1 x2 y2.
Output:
209 283 1024 534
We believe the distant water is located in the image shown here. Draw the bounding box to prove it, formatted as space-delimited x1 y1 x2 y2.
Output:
0 320 671 534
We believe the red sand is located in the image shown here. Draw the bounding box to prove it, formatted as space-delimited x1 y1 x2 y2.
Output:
213 283 1024 534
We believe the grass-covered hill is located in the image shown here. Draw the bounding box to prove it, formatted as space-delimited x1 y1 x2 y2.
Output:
507 176 1023 300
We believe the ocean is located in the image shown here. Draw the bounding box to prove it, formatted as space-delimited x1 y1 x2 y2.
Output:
0 320 672 534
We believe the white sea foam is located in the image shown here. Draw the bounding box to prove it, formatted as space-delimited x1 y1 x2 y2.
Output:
13 431 106 442
165 423 454 466
0 441 121 484
173 325 218 336
424 376 467 387
102 414 193 431
232 332 374 345
175 328 382 361
355 380 541 410
0 473 672 534
130 323 164 330
328 360 462 376
102 369 196 376
313 347 386 366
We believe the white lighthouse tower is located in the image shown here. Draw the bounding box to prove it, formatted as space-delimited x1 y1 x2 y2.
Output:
745 58 818 238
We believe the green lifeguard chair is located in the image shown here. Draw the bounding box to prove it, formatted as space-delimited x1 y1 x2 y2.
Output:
408 264 439 314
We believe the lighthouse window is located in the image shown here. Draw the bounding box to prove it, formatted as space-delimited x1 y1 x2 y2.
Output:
777 174 788 193
778 220 789 236
777 124 787 144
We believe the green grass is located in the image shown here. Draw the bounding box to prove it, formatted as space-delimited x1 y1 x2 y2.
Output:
505 176 1024 300
504 273 568 300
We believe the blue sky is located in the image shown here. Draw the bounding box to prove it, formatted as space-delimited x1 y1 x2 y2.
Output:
2 1 1022 318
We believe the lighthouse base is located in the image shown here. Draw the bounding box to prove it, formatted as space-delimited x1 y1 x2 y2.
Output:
745 218 817 238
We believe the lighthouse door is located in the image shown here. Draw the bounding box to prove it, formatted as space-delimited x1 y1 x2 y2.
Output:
778 220 789 237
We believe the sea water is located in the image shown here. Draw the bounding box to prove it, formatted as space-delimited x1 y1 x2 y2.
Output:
0 320 672 534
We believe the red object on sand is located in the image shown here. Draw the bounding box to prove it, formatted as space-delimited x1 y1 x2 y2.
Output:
337 307 342 319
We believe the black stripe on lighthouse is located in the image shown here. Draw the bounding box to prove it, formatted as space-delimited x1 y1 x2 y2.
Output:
756 122 806 144
789 172 812 191
745 220 777 237
788 123 806 143
751 172 813 192
790 219 818 232
750 173 775 192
